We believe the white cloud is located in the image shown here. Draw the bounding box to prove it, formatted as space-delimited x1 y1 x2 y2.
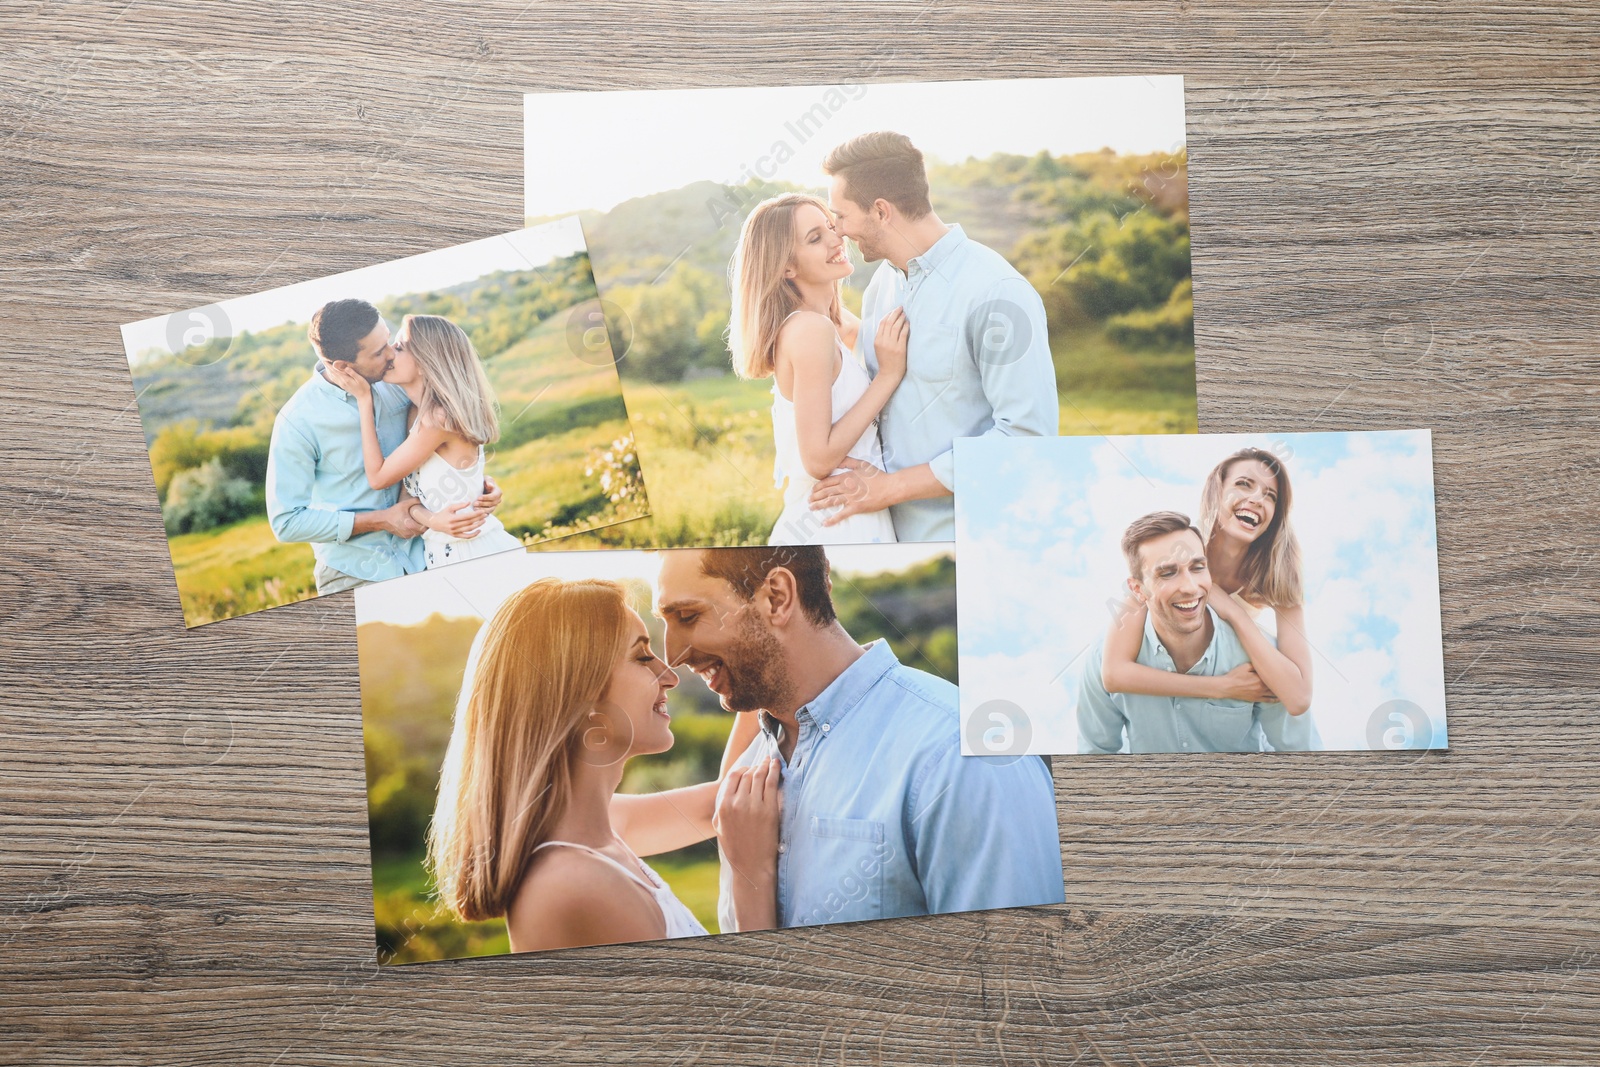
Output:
957 430 1447 753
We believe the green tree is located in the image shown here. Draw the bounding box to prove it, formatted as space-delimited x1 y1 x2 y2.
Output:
614 263 729 382
162 458 258 535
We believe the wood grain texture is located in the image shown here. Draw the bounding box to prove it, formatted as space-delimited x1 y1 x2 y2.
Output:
3 1 1598 1064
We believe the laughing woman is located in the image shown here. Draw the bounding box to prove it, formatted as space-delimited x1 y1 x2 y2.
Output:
426 578 773 953
1100 447 1314 720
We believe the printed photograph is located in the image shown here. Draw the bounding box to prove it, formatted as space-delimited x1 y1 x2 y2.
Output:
954 430 1448 755
122 218 648 627
357 542 1063 963
525 75 1194 547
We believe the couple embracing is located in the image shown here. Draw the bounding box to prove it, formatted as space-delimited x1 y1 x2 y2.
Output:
1080 448 1322 754
427 546 1065 951
730 131 1061 545
265 299 522 593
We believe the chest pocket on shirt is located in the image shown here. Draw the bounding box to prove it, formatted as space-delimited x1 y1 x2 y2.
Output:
908 320 962 384
797 815 887 926
1202 700 1259 748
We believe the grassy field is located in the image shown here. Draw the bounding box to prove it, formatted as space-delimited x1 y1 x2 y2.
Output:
1053 325 1197 436
537 324 1196 550
167 516 319 623
166 301 644 625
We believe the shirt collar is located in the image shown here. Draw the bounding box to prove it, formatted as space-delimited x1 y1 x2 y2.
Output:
1143 605 1223 673
759 639 899 738
309 362 355 403
902 224 966 282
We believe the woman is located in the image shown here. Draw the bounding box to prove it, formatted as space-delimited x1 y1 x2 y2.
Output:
325 314 522 568
1101 447 1313 718
729 193 908 546
426 578 777 952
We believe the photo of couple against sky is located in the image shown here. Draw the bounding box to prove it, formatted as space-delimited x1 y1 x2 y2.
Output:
955 430 1448 756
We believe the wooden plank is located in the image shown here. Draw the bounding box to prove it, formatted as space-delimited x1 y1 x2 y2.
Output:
2 2 1598 1063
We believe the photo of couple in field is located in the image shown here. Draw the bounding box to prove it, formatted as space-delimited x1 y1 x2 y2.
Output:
525 74 1194 548
955 430 1448 755
357 543 1063 962
122 218 647 626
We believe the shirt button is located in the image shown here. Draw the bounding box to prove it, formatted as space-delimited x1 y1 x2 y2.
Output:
777 843 787 855
1182 742 1190 749
820 723 830 734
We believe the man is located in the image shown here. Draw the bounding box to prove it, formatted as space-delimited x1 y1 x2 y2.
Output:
265 298 498 594
810 131 1060 541
1077 511 1318 754
654 545 1064 931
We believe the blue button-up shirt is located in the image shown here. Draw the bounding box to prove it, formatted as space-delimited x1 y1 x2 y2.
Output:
857 225 1059 542
717 640 1064 930
1076 607 1319 754
264 367 425 582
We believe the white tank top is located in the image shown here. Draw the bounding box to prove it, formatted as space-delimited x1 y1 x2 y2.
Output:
531 838 708 939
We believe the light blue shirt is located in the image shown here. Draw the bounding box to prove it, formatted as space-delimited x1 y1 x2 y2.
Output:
717 640 1064 930
858 224 1059 541
1077 607 1319 754
264 368 426 582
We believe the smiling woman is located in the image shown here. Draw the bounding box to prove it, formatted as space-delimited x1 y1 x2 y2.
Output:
729 192 902 546
1097 446 1314 727
953 430 1449 756
425 576 767 954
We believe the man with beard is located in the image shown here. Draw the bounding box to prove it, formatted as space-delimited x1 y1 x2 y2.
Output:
654 545 1064 932
1077 511 1317 754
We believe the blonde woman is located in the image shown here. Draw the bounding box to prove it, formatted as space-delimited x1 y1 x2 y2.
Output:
325 314 522 568
427 578 775 952
730 193 908 546
1100 447 1314 718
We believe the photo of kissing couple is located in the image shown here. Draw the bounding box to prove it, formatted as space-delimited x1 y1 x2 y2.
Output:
956 430 1449 755
124 218 648 626
525 74 1195 550
271 299 520 593
358 543 1064 962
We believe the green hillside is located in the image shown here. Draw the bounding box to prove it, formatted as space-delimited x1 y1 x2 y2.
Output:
139 253 649 626
532 148 1196 547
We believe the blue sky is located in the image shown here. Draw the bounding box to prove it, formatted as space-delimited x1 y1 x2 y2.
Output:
954 430 1447 753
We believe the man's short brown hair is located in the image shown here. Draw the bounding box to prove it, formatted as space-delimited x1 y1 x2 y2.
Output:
308 298 380 364
697 545 836 627
1121 511 1204 579
822 131 933 220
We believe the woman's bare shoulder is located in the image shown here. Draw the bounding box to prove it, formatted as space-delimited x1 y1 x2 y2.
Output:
506 846 663 951
775 311 840 369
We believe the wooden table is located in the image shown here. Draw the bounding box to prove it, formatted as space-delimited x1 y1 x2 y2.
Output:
3 3 1597 1063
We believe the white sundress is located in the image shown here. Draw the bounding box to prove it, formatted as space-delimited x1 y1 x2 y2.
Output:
769 334 897 546
403 446 523 569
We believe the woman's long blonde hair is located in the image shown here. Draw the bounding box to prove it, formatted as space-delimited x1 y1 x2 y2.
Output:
401 314 500 446
729 193 842 380
426 578 631 922
1198 447 1304 609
